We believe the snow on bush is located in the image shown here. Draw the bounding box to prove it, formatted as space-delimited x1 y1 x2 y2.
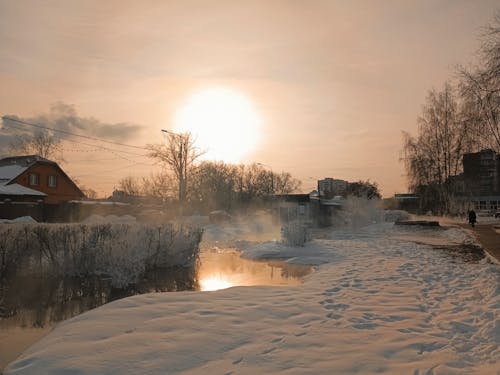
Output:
281 221 310 247
0 223 203 287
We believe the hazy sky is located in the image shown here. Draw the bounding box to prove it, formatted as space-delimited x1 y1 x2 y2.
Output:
0 0 498 196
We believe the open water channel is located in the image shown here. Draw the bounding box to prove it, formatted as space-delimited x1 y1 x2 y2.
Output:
0 244 313 371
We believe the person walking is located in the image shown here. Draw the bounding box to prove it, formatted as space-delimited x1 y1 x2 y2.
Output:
468 209 477 227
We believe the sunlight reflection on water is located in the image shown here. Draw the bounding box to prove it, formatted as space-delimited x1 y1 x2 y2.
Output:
197 247 311 291
0 246 311 369
199 276 234 291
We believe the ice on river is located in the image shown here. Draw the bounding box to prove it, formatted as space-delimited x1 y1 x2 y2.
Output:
4 223 499 374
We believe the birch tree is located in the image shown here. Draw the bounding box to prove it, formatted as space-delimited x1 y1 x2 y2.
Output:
459 13 500 150
402 83 475 213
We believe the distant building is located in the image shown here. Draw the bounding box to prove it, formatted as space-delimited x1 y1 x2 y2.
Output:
392 193 420 213
317 178 348 198
463 149 500 196
0 155 85 204
462 149 500 212
272 193 344 227
272 194 311 224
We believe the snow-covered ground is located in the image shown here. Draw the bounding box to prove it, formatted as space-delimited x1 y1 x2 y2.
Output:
5 222 499 374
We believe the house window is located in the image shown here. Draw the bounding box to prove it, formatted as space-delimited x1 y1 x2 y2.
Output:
48 175 57 188
29 173 40 186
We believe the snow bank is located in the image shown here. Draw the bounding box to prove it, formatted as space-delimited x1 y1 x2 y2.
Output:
0 223 202 287
0 216 37 224
440 227 477 245
5 223 499 374
81 214 137 223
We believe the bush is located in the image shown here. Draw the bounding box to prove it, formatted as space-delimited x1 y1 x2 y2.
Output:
281 221 310 247
0 223 203 288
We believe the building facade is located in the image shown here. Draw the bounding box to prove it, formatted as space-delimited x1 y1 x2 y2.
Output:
461 149 500 212
0 155 85 204
317 178 348 198
463 149 500 196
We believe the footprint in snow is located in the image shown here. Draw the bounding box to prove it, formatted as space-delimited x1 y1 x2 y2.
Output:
352 322 379 330
232 357 243 365
324 303 349 311
326 312 342 320
261 347 277 354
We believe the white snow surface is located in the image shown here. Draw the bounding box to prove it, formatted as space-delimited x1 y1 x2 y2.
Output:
0 216 37 224
81 214 137 223
0 182 45 196
0 165 28 181
5 223 500 374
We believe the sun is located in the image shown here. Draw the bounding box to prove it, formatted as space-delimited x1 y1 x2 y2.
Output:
174 87 261 163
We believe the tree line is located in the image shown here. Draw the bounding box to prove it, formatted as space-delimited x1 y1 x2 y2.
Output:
402 13 500 214
3 117 381 210
118 159 301 213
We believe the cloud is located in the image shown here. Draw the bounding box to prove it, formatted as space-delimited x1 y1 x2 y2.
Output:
0 102 144 155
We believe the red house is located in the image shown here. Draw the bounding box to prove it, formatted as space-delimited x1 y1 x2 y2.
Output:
0 155 85 204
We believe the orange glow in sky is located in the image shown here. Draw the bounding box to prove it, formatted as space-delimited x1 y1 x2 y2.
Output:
0 1 498 196
174 87 261 163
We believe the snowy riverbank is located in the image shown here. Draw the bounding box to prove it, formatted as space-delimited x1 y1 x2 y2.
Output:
5 222 499 374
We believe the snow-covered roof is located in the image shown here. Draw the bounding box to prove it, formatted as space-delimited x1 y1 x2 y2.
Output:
0 182 46 196
0 155 56 184
310 195 344 206
319 197 344 206
0 164 28 182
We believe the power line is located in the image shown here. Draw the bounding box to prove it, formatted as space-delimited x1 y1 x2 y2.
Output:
1 116 149 151
73 160 157 177
70 156 124 162
2 120 150 159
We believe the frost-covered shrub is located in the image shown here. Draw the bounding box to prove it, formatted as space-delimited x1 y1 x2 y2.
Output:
0 226 32 277
0 223 203 287
281 221 310 247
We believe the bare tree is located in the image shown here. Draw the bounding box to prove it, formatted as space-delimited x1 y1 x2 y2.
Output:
141 172 177 200
186 161 302 211
118 176 141 196
236 163 301 200
81 187 98 200
345 180 381 199
402 83 476 213
459 13 500 150
274 172 301 194
147 132 204 203
8 130 63 161
189 161 239 210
